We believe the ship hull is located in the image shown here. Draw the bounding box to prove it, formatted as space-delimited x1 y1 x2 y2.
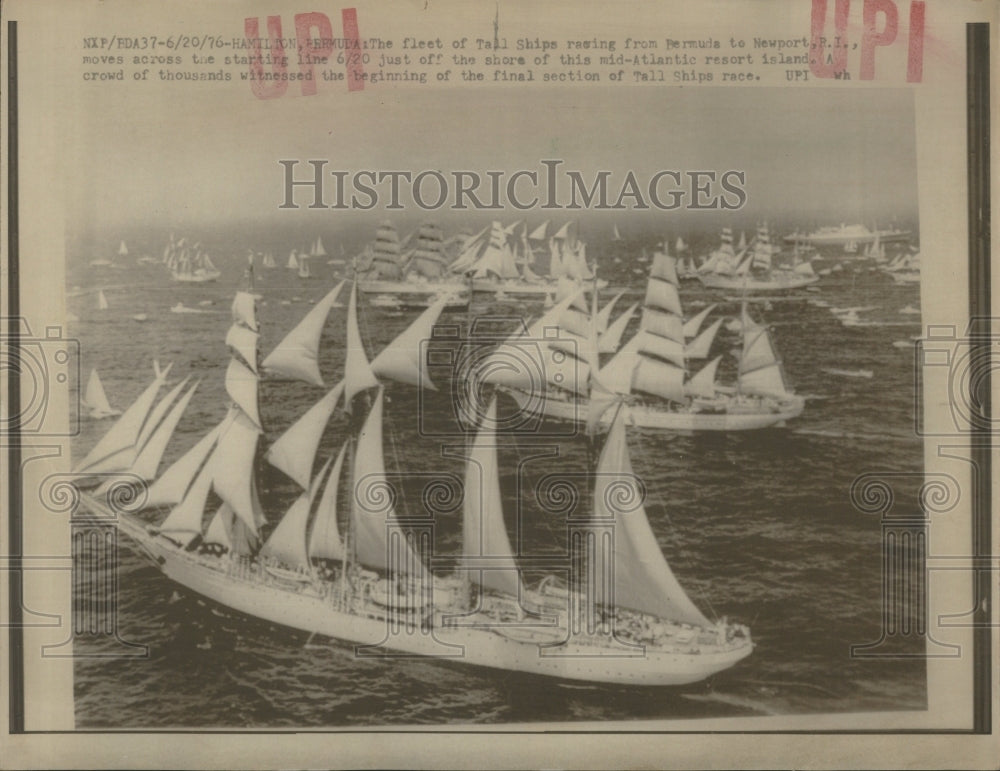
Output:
783 229 911 246
471 278 609 297
88 497 752 687
697 273 819 291
358 279 470 309
172 270 222 283
502 387 805 431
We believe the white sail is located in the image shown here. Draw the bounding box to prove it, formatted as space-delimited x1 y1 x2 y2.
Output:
308 443 348 562
298 257 312 279
83 369 118 418
675 236 687 252
592 409 712 627
266 380 344 489
142 418 226 508
118 240 128 256
231 292 259 331
470 222 519 280
344 284 380 407
130 380 199 481
74 366 170 474
225 358 261 430
313 236 328 258
370 296 448 391
528 220 549 241
594 291 625 334
682 304 717 339
635 328 685 369
261 281 344 386
261 456 331 570
548 239 566 280
480 293 590 394
203 502 234 549
463 398 523 598
97 290 109 311
287 250 300 270
685 318 723 360
684 356 722 399
225 324 260 374
632 356 686 403
158 459 214 547
644 275 683 317
132 376 188 454
212 409 262 534
612 224 623 241
598 302 638 354
598 344 641 397
351 388 426 578
553 221 575 241
448 224 489 274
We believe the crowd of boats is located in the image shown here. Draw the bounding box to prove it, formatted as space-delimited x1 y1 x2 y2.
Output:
89 218 919 301
73 217 919 687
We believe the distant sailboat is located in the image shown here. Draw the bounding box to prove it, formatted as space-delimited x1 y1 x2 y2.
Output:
287 250 300 270
612 224 624 241
82 369 121 419
165 238 222 283
262 252 277 269
298 253 313 279
97 290 109 310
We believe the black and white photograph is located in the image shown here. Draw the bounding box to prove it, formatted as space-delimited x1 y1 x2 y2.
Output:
2 0 994 767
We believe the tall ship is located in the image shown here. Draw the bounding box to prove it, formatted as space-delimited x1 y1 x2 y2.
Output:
357 221 470 309
164 237 222 283
451 220 607 299
698 224 818 291
491 250 805 431
72 283 752 686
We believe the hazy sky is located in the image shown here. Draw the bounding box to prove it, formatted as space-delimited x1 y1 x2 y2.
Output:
68 85 917 235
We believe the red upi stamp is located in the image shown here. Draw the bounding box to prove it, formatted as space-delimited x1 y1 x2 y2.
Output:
810 0 925 82
243 8 364 99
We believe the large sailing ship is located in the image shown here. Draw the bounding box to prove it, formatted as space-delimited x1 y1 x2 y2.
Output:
490 250 805 431
698 224 818 291
357 221 470 309
73 281 752 686
451 220 607 299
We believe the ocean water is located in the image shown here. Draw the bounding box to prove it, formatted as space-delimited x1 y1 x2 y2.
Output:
67 227 927 727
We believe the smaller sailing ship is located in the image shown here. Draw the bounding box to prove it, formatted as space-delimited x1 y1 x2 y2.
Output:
90 239 128 268
357 221 469 309
81 369 121 419
882 248 921 284
96 289 109 311
165 238 222 283
451 220 606 299
491 251 805 431
698 224 818 291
